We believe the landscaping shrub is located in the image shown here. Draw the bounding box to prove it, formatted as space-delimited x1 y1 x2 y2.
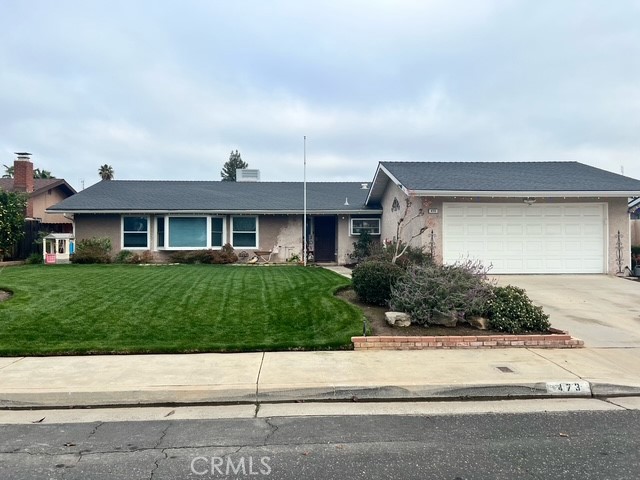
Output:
25 253 43 264
349 231 374 264
169 244 238 264
366 240 432 269
351 260 404 306
115 250 134 264
389 259 495 325
487 285 550 333
70 237 112 264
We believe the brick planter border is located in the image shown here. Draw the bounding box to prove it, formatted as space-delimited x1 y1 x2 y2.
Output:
352 333 584 350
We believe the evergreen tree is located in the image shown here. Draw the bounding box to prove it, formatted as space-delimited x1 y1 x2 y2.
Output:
220 150 248 181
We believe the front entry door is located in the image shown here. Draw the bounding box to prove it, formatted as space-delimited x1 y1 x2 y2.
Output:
313 216 336 262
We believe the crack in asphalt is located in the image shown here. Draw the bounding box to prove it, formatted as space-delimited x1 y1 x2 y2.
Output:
263 418 279 446
148 423 171 480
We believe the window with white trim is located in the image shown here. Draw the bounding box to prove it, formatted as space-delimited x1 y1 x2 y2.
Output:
232 216 258 247
350 218 380 236
155 216 226 250
122 216 149 248
211 217 224 248
169 217 207 248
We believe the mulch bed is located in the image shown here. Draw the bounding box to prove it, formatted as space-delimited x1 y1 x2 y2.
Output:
336 288 549 337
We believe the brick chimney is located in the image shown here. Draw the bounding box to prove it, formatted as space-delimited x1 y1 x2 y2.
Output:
13 152 34 194
13 152 34 218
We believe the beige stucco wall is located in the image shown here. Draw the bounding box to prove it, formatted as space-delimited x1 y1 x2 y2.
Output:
31 188 74 225
75 214 122 251
337 215 351 264
378 181 632 274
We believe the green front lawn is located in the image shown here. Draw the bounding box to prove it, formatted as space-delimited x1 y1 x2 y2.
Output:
0 265 362 356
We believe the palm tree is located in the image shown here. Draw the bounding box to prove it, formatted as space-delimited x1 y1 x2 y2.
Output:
2 164 13 178
98 164 114 181
33 168 54 179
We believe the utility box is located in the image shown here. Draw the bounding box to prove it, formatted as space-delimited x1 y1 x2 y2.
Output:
43 233 75 264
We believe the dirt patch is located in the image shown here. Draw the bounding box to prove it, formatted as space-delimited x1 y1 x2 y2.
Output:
0 290 12 302
337 288 536 337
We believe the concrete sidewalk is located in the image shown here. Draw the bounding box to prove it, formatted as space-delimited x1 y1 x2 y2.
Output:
1 346 639 409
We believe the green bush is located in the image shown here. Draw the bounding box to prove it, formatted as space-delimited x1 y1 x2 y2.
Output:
487 285 550 333
349 231 375 264
115 250 135 264
70 238 112 264
351 260 404 306
389 260 495 325
366 240 432 269
25 253 43 264
169 244 238 264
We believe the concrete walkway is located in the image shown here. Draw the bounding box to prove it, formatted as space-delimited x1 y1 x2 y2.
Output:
1 346 639 409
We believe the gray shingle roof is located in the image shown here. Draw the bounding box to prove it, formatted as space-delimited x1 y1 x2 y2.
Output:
48 181 379 213
379 161 640 192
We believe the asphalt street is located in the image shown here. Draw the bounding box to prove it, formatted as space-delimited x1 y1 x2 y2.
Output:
2 408 639 479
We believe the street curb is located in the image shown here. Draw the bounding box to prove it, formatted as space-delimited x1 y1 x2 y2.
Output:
2 381 638 410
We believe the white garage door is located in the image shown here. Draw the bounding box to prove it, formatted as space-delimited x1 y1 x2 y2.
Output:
442 203 606 274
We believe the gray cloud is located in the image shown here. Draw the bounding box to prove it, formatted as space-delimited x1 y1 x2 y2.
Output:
1 0 639 189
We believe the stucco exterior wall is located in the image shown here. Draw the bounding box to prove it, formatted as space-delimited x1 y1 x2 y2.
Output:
74 214 122 251
379 182 431 251
337 215 351 264
31 188 74 225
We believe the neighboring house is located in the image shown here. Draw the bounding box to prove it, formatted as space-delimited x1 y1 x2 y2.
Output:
47 161 640 274
47 178 381 264
367 162 640 274
1 153 76 257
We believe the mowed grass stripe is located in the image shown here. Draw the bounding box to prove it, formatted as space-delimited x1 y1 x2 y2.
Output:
0 265 361 355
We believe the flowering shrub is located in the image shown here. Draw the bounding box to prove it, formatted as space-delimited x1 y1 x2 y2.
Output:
352 260 404 306
389 259 495 325
487 285 550 333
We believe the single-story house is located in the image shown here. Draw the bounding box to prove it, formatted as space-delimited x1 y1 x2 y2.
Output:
47 178 382 264
47 161 640 274
368 161 640 274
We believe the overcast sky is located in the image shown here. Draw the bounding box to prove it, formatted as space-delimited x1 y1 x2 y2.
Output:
1 1 639 190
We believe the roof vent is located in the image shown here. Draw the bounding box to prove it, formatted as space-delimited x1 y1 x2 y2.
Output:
237 169 260 182
361 183 369 189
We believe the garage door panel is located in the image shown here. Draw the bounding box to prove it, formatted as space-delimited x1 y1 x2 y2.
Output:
443 203 605 274
467 224 484 235
506 225 523 235
487 224 504 234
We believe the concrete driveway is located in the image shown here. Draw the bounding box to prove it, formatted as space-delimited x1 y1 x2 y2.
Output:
494 275 640 348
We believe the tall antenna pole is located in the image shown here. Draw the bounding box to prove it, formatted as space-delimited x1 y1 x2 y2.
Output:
303 136 307 267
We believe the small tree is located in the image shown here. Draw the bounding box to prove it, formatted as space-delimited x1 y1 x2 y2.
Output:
390 197 433 264
0 191 27 260
220 150 248 181
98 164 114 180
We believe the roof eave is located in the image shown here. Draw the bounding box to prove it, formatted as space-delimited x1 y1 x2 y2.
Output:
45 208 383 215
366 163 410 205
406 190 640 197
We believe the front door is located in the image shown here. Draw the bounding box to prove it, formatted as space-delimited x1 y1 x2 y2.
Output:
313 216 336 262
